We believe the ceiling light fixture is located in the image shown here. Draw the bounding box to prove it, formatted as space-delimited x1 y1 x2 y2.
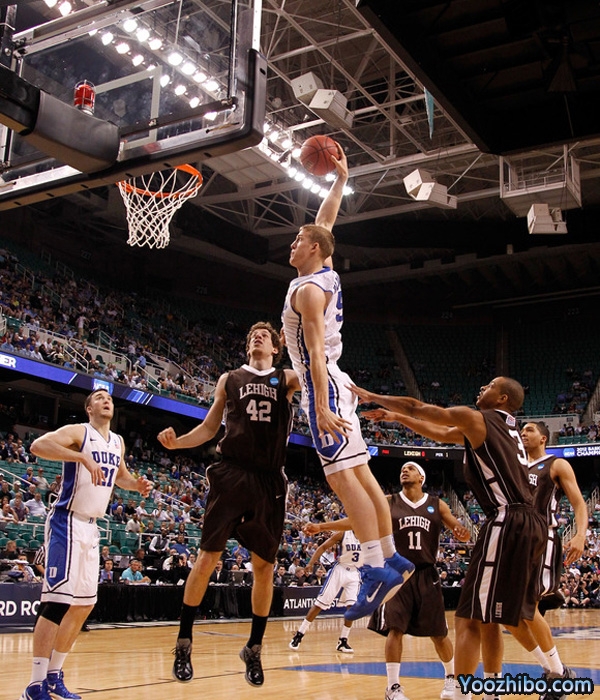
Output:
58 1 72 16
167 52 184 66
123 19 138 33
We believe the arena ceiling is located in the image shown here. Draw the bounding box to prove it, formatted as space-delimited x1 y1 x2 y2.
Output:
6 0 600 315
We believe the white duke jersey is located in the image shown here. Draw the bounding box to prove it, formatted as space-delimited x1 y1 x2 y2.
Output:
337 530 362 568
282 266 343 371
54 423 122 519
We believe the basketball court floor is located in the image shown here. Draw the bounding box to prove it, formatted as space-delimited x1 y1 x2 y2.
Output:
2 609 599 699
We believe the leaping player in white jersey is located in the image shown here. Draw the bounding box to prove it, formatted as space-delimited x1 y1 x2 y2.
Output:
281 144 414 622
20 388 152 700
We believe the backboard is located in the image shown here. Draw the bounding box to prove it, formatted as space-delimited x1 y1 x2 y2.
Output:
0 0 265 209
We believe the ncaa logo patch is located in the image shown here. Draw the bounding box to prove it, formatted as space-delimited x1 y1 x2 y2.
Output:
427 506 435 513
270 377 279 386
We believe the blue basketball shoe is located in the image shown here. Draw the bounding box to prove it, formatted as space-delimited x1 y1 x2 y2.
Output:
345 555 414 621
46 671 81 700
20 681 52 700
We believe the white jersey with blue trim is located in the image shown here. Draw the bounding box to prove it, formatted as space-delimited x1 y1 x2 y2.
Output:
54 423 122 519
282 266 343 371
337 530 362 568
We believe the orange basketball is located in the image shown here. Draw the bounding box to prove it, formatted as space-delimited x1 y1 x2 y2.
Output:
299 135 340 177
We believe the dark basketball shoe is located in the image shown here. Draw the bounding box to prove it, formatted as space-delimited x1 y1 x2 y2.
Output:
172 638 194 682
239 644 264 686
540 666 576 700
289 632 304 650
336 637 354 653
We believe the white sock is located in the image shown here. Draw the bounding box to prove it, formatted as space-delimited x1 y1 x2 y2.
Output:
483 671 500 699
443 657 454 677
340 623 352 640
454 679 471 700
386 662 400 688
30 657 49 685
362 540 384 568
545 646 563 675
531 645 550 670
298 619 311 635
48 650 68 674
381 535 396 559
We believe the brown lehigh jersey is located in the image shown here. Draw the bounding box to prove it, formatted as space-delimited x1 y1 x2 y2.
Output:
216 365 293 472
390 491 442 568
463 409 533 517
528 454 560 525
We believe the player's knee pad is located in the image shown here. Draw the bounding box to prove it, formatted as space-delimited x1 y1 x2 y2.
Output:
39 602 70 625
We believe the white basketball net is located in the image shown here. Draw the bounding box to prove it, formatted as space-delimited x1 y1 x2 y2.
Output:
117 165 203 249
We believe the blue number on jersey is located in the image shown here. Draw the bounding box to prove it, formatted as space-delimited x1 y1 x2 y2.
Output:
101 467 116 488
335 289 344 323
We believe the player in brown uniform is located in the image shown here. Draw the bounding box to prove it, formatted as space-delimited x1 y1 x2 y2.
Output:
158 322 300 687
369 461 471 700
480 421 586 700
305 461 470 700
350 377 548 700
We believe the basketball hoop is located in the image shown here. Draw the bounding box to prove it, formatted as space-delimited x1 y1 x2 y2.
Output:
117 164 203 249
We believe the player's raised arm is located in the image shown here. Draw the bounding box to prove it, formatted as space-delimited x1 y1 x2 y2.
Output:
30 424 103 486
314 145 348 231
157 373 228 450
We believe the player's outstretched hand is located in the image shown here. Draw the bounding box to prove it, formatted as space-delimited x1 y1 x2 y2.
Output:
303 523 321 536
346 383 376 404
361 408 394 422
157 427 178 450
331 144 348 182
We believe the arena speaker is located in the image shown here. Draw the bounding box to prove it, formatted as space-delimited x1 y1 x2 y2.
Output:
0 65 119 174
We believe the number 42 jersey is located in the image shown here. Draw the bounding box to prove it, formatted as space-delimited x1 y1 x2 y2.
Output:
217 365 293 473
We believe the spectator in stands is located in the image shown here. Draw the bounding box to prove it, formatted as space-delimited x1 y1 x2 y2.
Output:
34 467 50 494
136 500 150 518
24 491 47 518
1 539 21 559
171 533 191 558
120 559 151 585
168 553 192 585
110 496 125 515
10 492 28 522
0 501 18 524
22 465 36 484
112 505 127 524
124 498 137 517
99 559 115 583
149 525 171 559
125 512 142 534
291 566 308 587
209 559 228 584
99 545 111 568
273 565 288 587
